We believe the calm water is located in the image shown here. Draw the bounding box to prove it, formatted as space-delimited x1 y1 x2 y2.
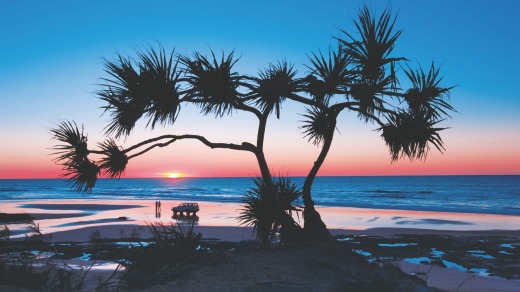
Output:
0 176 519 216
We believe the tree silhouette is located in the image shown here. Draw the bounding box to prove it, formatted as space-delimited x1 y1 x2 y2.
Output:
297 6 454 240
50 5 454 242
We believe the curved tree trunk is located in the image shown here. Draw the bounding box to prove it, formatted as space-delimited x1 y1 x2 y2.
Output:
254 107 303 243
302 113 338 241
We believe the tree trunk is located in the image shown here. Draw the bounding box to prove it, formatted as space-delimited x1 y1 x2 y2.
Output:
255 150 303 243
254 107 303 243
301 112 338 241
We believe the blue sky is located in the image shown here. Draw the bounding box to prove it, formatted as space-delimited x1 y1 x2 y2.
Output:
1 0 519 178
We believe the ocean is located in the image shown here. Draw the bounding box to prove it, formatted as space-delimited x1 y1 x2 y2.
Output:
1 175 519 216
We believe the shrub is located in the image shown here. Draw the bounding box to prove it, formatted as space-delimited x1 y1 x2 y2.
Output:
238 176 302 243
120 220 203 288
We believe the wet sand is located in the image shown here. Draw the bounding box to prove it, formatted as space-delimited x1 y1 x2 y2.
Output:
2 198 519 243
3 199 520 235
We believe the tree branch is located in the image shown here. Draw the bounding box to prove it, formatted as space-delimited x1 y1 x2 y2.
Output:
121 134 256 160
181 97 262 119
330 102 395 115
287 93 327 110
329 101 360 112
128 138 177 158
235 103 262 119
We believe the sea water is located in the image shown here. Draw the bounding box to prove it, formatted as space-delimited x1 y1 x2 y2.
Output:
0 175 519 216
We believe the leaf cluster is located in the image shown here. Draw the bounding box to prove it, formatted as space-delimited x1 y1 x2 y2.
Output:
121 221 203 288
50 121 99 192
299 5 455 162
99 47 182 138
238 176 302 242
379 109 446 161
180 51 241 117
50 121 129 192
247 61 300 118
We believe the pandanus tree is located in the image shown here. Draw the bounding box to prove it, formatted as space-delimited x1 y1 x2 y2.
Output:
238 6 454 241
50 5 454 243
51 48 305 243
295 6 454 240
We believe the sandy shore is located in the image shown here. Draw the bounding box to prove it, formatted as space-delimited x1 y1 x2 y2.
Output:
3 198 519 242
2 199 520 291
43 223 520 243
46 224 258 242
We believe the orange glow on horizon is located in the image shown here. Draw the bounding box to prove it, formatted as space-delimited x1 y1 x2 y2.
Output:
161 172 186 179
1 129 519 179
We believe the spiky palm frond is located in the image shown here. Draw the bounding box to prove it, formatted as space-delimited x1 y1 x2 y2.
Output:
238 177 302 242
98 139 128 179
98 55 145 138
300 107 332 146
179 51 241 117
248 61 299 118
334 6 406 123
100 95 146 138
275 176 303 218
404 62 455 119
98 46 182 138
63 159 99 193
338 5 404 82
349 75 392 121
50 121 99 192
379 109 446 161
304 47 352 102
238 178 275 241
50 120 89 164
137 47 182 128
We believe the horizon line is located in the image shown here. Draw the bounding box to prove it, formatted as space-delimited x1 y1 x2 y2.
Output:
1 173 519 180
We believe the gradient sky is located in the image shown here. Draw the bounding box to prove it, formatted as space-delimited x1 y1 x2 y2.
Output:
1 0 519 179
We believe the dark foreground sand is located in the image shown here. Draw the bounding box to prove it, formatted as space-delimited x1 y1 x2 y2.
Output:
32 224 520 292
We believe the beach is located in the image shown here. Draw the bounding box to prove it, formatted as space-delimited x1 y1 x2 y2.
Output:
2 199 520 291
4 199 520 234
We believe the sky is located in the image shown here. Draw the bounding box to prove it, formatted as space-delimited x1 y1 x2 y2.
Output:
0 0 519 179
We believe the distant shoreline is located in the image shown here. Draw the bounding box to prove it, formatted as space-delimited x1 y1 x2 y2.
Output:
1 174 520 180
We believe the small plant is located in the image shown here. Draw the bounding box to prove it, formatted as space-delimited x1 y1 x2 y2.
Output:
238 176 302 243
129 226 143 239
26 221 52 242
0 221 120 291
119 220 203 288
0 221 82 290
0 225 10 241
89 229 102 243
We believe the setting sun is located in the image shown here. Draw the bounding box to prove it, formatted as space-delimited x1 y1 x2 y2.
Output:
163 172 184 179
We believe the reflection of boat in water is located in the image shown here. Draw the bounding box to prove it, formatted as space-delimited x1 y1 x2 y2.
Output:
171 214 199 224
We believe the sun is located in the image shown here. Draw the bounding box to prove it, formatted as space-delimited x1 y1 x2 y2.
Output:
163 172 184 179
